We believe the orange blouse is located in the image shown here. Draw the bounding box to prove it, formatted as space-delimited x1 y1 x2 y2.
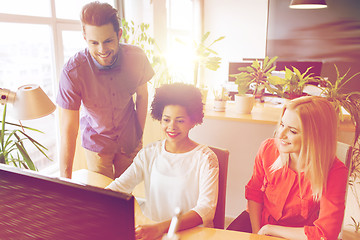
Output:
245 139 348 240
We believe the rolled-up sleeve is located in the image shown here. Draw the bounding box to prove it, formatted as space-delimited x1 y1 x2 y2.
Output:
56 67 82 110
245 140 271 204
304 161 348 240
192 152 219 227
106 150 145 194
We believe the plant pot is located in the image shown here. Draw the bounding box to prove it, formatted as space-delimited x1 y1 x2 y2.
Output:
213 100 226 112
234 94 255 114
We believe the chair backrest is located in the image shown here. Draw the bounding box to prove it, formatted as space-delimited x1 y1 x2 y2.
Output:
336 141 352 168
336 141 353 240
209 146 229 229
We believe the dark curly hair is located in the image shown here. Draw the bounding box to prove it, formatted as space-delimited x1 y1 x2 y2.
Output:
150 83 204 125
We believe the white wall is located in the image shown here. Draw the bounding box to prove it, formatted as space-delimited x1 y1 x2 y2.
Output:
190 118 276 218
202 0 268 89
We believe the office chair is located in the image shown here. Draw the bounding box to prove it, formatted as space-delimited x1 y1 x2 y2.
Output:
209 146 230 229
336 141 353 239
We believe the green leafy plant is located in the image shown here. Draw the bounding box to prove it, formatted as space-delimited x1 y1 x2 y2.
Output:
268 66 316 99
314 65 360 145
349 216 360 232
193 32 225 87
121 19 155 61
348 146 360 232
0 105 50 171
177 32 224 87
235 78 251 96
121 19 172 88
231 56 278 98
213 87 230 101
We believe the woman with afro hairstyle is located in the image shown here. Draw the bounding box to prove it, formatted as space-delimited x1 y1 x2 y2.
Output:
107 83 219 240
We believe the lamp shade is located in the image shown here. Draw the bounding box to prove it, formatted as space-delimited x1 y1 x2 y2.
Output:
12 84 56 120
290 0 327 9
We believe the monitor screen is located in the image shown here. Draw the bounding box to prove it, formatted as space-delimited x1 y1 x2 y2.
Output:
228 62 253 82
0 164 135 240
275 61 323 77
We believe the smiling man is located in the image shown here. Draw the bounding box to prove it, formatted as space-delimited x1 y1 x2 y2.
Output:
56 1 154 179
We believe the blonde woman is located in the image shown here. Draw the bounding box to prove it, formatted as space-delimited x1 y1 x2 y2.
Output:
227 96 348 240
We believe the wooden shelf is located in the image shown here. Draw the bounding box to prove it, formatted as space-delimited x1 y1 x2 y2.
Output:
204 101 355 132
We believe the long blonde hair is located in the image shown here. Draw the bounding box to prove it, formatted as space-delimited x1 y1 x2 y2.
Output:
272 96 338 199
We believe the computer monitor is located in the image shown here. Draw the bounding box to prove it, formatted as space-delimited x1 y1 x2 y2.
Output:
275 61 323 77
0 164 135 240
228 62 253 82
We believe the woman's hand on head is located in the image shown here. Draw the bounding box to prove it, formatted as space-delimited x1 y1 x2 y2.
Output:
135 224 165 240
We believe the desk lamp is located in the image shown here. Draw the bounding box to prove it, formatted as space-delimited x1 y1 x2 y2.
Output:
290 0 327 9
0 84 56 120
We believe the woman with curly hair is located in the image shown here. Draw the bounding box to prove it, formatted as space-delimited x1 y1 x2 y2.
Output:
107 83 219 240
227 96 348 240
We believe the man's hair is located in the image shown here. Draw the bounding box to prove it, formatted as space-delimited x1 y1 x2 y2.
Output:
80 1 120 34
271 96 338 199
150 83 204 125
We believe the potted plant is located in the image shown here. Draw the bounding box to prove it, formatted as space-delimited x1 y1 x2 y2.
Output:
230 72 255 114
188 31 225 88
0 105 51 170
231 56 278 102
314 65 360 145
213 87 230 112
268 66 315 99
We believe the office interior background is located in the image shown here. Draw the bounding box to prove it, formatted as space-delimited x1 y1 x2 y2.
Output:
1 0 359 225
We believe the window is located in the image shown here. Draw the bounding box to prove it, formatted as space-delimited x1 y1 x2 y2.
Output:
0 0 116 173
147 0 201 83
0 0 51 17
164 0 201 84
55 0 113 20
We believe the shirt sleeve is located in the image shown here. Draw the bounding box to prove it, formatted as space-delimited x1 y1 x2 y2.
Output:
245 139 272 204
56 67 82 110
191 150 219 227
304 160 348 240
140 50 155 85
105 150 145 194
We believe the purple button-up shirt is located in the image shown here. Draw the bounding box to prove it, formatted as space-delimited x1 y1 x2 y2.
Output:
57 44 154 154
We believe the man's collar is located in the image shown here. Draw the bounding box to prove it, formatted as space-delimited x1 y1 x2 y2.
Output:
90 46 121 70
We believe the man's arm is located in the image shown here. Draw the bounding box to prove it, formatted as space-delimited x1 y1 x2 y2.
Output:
135 82 148 132
59 107 80 179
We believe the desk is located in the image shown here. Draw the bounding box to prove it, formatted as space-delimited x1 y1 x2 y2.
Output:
72 169 285 240
72 169 359 240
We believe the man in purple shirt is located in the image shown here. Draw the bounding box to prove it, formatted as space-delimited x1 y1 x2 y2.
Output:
56 2 154 179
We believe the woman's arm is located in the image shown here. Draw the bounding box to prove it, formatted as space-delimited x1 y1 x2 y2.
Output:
258 225 306 240
106 152 144 193
248 200 263 233
135 210 202 240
